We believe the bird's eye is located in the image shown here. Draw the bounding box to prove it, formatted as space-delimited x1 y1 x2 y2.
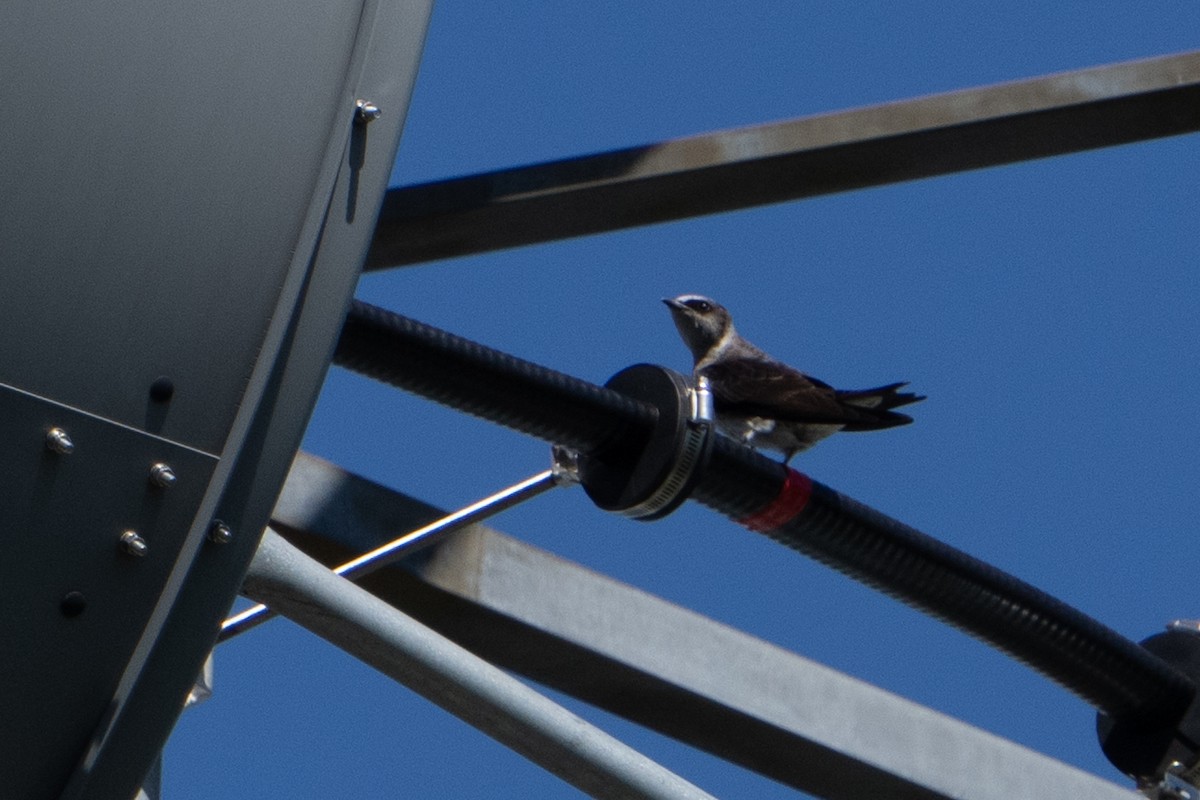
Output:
690 300 712 313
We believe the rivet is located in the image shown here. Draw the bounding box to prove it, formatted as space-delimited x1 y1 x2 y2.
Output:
46 427 75 455
149 462 177 488
354 99 381 123
60 591 87 618
149 376 175 403
120 530 148 557
208 521 233 545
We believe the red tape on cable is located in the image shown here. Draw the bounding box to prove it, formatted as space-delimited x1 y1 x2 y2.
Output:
738 468 813 532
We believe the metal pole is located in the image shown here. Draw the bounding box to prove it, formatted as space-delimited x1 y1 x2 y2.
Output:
219 469 562 642
240 528 718 800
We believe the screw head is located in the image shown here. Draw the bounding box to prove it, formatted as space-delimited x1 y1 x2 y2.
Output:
120 530 148 557
149 462 177 488
46 427 75 455
355 99 381 123
208 521 233 545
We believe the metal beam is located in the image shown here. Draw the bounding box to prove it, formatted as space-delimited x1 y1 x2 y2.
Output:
365 50 1200 268
242 527 717 800
269 453 1141 800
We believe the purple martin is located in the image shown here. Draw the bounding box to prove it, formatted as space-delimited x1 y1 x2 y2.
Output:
663 294 924 462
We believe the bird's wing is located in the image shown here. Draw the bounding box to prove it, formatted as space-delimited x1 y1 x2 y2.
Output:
836 382 925 411
701 359 923 429
700 357 871 425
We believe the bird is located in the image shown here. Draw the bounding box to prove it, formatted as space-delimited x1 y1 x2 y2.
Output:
663 294 924 462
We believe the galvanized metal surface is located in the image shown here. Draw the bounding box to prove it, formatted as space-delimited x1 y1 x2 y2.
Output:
365 50 1200 268
243 527 719 800
270 453 1142 800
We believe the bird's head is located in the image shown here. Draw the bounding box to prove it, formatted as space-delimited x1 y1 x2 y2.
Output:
662 294 734 362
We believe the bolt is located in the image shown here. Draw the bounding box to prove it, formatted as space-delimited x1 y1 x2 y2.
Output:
120 530 148 557
208 521 233 545
46 427 75 454
149 462 177 488
550 446 582 486
355 99 381 123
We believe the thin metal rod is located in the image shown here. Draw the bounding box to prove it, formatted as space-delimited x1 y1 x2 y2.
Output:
338 469 559 580
241 528 718 800
218 469 561 642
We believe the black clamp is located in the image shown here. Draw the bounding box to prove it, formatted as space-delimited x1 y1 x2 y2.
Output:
1098 623 1200 790
568 364 715 521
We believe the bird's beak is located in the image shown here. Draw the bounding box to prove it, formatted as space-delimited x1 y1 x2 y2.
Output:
662 297 685 311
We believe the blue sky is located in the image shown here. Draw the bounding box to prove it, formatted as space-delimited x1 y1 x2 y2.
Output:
166 5 1200 798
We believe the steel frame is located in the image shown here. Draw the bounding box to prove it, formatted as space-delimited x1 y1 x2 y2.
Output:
264 453 1141 799
244 51 1200 798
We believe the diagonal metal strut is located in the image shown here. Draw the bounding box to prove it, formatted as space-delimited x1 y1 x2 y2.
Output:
366 50 1200 268
241 527 718 800
218 468 563 642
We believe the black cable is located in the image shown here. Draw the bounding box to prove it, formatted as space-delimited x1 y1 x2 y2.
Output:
336 299 656 456
333 298 1196 728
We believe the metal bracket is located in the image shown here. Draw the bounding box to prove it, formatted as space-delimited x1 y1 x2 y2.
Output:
576 364 715 521
1141 763 1200 800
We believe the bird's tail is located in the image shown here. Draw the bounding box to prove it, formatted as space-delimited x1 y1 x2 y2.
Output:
836 382 925 430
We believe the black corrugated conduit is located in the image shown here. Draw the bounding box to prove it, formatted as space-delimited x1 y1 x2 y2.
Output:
334 298 1196 752
336 299 656 456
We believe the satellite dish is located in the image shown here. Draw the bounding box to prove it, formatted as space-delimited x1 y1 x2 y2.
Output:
0 3 432 797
